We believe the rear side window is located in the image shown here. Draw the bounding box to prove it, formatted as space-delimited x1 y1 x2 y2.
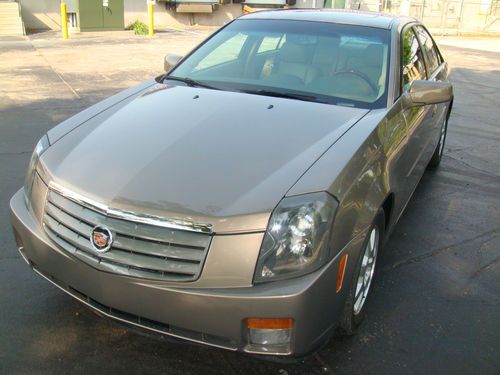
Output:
401 27 427 92
414 26 441 74
257 35 285 53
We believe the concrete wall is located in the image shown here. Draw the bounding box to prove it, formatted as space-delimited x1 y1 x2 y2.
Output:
294 0 326 7
20 0 499 33
19 0 61 30
124 1 242 28
19 0 242 31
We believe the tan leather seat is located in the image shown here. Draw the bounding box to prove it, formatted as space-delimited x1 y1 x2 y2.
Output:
265 41 316 86
311 36 341 77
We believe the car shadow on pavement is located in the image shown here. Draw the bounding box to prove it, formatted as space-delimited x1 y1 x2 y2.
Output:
1 60 499 374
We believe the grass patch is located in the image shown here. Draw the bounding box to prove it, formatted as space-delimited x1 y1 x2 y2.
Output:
126 20 149 35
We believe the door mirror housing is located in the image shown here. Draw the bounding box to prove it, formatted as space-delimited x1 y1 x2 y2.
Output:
404 80 453 107
164 53 183 73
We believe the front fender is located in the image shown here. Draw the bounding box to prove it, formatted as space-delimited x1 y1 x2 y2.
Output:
287 109 391 258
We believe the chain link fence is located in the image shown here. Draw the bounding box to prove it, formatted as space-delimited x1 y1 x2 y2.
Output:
344 0 500 34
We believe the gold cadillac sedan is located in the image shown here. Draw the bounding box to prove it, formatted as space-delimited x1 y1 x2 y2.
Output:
10 10 452 357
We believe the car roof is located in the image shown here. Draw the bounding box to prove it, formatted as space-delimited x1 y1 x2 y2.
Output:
239 9 417 30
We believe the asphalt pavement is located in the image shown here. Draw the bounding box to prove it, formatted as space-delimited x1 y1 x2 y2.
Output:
0 30 499 375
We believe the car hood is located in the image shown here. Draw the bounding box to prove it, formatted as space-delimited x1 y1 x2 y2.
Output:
41 83 367 233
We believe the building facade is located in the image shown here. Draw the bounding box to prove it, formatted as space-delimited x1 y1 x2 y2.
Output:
14 0 500 33
18 0 321 32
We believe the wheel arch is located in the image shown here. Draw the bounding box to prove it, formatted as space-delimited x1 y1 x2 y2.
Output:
381 192 395 235
447 96 454 120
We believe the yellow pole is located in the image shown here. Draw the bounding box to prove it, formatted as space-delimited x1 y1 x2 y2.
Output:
60 1 68 40
148 2 154 38
243 5 256 14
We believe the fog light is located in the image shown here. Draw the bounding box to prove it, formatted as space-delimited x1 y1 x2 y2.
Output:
245 318 294 355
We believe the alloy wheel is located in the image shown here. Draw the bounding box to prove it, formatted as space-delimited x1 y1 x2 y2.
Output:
438 118 447 158
353 226 379 315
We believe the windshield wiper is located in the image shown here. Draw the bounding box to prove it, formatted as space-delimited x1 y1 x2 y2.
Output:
241 89 326 104
164 76 219 90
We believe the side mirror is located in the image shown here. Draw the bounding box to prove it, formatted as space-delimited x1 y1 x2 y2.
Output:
164 53 183 73
404 80 453 107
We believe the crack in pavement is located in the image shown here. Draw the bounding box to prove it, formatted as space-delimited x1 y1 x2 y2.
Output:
381 228 500 273
408 171 500 207
446 79 500 91
29 39 81 99
445 154 500 180
313 353 335 375
471 257 500 279
0 151 31 155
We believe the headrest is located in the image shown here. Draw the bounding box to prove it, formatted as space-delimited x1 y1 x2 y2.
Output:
279 42 308 64
312 37 341 65
365 44 384 67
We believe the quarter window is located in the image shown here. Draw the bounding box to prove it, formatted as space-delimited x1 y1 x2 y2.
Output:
415 26 441 74
401 27 427 92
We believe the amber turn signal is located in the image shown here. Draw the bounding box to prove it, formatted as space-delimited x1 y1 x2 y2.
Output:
336 254 348 293
246 318 294 330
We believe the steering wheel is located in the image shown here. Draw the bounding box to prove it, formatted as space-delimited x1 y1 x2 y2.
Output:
331 70 378 95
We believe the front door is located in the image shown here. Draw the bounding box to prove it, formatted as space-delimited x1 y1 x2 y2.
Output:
400 25 432 196
414 25 450 159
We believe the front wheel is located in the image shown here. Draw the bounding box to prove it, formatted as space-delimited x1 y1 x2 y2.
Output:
338 210 385 335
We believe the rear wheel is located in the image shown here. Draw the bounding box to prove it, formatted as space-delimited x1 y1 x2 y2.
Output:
338 210 384 335
428 114 448 169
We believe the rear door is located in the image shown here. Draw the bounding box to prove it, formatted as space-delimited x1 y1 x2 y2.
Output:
414 25 450 159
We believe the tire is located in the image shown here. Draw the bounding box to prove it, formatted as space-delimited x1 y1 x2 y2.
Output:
428 113 449 169
337 209 385 335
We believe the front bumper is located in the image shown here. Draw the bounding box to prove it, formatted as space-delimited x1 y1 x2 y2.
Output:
10 188 365 356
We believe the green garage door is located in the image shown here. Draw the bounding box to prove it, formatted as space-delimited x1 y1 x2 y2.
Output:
79 0 124 31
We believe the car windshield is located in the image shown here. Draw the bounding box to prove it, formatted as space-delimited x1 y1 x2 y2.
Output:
169 19 391 109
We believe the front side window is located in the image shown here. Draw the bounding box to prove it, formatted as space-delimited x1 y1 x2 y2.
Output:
414 25 441 74
170 19 391 109
194 33 248 71
401 27 427 92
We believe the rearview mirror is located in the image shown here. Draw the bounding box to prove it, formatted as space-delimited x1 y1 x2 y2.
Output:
404 80 453 107
164 53 183 73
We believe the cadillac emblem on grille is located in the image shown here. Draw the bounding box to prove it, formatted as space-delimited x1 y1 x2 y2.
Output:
90 226 113 253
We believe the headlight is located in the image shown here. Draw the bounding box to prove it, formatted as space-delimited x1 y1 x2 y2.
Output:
24 135 50 204
254 192 338 283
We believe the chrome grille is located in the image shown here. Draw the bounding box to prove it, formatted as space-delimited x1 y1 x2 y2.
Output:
43 188 212 282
